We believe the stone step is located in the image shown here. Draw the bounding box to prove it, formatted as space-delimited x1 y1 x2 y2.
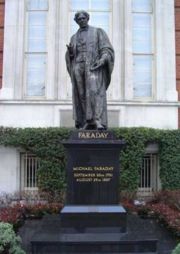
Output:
31 232 157 254
61 205 127 233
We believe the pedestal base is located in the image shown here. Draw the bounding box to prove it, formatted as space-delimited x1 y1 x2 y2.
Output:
31 215 158 254
31 131 158 253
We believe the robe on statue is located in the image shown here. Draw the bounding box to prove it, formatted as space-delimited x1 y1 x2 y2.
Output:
66 25 114 129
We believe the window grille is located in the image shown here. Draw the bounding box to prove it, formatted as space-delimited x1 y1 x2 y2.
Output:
138 153 158 196
20 153 40 191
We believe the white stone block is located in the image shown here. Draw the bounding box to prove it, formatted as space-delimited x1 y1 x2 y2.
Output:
0 146 19 194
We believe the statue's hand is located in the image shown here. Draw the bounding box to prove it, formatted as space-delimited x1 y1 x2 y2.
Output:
66 43 74 57
90 59 105 71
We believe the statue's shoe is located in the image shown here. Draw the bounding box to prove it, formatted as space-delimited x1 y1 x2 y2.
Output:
95 120 105 130
82 120 105 130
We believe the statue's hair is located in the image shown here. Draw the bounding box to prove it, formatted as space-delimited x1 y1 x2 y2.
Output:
74 10 90 22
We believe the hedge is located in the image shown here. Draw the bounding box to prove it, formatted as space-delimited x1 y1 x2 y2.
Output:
0 127 179 195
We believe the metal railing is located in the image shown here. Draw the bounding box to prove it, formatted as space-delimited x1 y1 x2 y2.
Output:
21 153 40 192
138 153 158 197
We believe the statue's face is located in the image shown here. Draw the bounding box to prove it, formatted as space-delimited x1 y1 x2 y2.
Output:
76 13 89 28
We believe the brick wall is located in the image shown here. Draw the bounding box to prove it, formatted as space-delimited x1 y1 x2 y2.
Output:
0 0 4 89
175 0 180 128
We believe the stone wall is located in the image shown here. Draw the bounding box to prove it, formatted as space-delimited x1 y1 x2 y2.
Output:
0 0 178 129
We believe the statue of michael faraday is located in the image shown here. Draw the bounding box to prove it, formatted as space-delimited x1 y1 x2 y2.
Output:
66 10 114 130
62 13 126 240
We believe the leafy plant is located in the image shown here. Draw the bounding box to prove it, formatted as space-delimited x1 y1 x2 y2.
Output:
0 222 25 254
122 190 180 239
0 205 24 230
114 127 161 191
152 191 180 211
0 127 71 197
0 126 180 193
24 202 63 218
147 202 180 236
172 243 180 254
0 202 63 227
159 130 180 189
137 206 151 218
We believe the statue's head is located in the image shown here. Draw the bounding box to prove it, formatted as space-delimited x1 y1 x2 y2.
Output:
74 10 89 28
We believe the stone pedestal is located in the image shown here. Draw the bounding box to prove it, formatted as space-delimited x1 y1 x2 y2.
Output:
63 131 125 205
60 131 127 252
31 130 158 253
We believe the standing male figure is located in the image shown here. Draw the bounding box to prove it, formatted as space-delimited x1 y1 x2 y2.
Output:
66 11 114 130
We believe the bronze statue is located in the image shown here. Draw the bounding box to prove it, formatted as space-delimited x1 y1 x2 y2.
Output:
66 11 114 130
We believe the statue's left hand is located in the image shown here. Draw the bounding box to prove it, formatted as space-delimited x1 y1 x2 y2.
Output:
66 43 74 57
90 59 105 71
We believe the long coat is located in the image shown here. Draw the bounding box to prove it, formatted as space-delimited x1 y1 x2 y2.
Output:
66 26 114 128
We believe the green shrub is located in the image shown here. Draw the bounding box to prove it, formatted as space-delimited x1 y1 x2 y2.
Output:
0 126 180 194
172 243 180 254
0 127 71 198
159 130 180 189
113 127 161 191
0 222 25 254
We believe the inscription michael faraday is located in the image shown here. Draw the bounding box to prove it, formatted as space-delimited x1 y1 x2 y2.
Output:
73 166 114 183
73 166 113 171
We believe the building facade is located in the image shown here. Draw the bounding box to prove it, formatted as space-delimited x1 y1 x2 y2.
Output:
0 0 179 195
